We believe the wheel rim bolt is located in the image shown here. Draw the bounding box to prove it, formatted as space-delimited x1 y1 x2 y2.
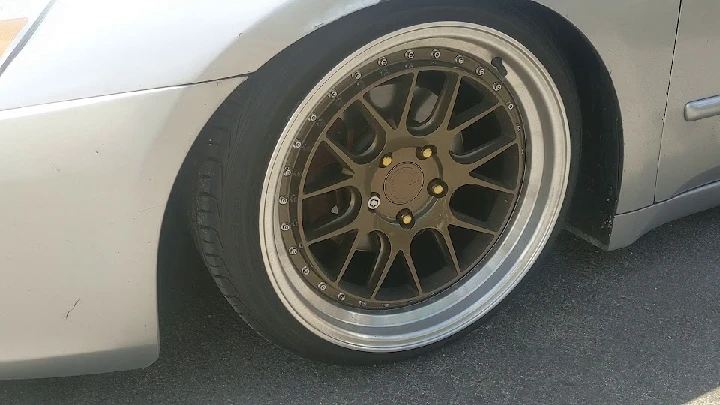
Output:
368 193 381 210
397 210 414 226
429 179 447 197
380 154 393 168
418 146 434 159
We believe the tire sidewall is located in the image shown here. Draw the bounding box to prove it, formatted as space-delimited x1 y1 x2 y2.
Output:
211 0 581 362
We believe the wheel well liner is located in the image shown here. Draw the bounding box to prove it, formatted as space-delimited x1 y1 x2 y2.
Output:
518 0 623 247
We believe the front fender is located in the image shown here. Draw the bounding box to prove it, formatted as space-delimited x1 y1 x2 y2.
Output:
0 0 381 110
1 0 678 213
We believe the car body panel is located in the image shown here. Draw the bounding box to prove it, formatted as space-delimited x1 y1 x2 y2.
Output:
0 0 381 111
530 0 679 213
0 0 269 109
655 0 720 201
0 77 244 378
0 0 680 215
1 0 718 379
609 180 720 250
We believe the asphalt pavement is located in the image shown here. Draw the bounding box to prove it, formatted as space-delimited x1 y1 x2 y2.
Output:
1 204 719 404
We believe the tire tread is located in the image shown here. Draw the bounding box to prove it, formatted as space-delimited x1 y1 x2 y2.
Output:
186 0 583 363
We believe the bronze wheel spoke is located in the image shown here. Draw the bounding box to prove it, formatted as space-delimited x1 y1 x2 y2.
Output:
435 227 461 274
450 101 502 132
306 216 358 244
335 232 361 283
465 174 515 194
302 175 355 199
358 97 394 134
437 72 463 129
368 234 397 299
450 211 498 237
403 250 423 294
397 72 419 129
319 136 360 173
464 137 516 170
417 72 461 133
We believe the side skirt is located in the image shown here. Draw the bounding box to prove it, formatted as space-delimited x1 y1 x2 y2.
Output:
607 180 720 250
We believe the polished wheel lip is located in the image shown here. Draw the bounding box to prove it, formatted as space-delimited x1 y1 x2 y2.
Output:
260 22 570 352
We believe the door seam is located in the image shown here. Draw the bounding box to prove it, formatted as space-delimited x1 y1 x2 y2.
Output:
653 0 684 204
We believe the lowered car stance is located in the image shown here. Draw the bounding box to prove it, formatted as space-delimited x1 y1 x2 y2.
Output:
1 0 719 378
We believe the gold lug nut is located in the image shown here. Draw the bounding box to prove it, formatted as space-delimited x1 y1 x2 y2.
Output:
380 155 393 168
419 146 434 159
431 183 445 195
429 179 447 197
398 212 413 226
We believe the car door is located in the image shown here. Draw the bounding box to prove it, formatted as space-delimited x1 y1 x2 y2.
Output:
656 0 720 201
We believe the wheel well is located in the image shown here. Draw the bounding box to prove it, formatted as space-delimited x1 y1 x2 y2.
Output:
517 0 623 247
161 0 625 264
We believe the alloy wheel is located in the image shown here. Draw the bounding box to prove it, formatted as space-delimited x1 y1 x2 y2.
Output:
260 22 571 352
282 51 525 309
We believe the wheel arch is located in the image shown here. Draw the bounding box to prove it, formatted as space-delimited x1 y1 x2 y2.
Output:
165 0 624 287
511 0 624 247
197 0 625 246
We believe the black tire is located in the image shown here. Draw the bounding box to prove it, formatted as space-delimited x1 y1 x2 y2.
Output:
187 0 581 363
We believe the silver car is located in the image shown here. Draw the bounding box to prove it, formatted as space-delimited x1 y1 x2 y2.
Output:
1 0 718 378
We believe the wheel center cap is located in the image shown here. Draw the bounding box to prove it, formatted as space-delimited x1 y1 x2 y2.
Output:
383 162 424 205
